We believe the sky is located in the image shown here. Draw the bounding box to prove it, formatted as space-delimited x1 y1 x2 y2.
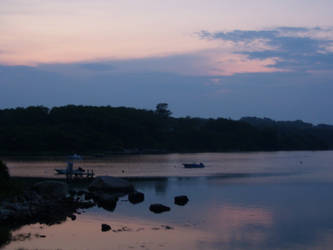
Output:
1 0 333 123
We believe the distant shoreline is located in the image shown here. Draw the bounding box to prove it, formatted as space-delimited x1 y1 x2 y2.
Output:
1 148 332 160
1 105 333 154
0 149 333 156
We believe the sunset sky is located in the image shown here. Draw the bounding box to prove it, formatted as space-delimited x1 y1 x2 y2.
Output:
1 0 333 123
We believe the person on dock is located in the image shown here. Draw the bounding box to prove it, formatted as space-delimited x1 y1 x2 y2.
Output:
66 161 73 182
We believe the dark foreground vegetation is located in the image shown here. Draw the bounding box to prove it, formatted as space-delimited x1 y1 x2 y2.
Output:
1 104 333 155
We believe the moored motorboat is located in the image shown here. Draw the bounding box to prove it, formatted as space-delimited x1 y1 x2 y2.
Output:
55 169 66 175
183 163 205 168
54 167 85 175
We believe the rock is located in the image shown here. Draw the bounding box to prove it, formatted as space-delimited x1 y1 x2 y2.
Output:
69 190 77 196
0 189 96 226
0 208 14 220
174 195 189 206
75 201 94 209
93 193 118 212
77 190 87 196
22 191 42 204
68 214 76 221
128 191 144 204
88 176 134 193
84 192 94 201
33 181 68 200
149 204 170 214
101 224 111 232
2 202 19 211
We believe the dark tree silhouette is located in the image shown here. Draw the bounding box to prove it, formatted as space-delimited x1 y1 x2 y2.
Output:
0 160 9 181
0 105 332 154
155 103 171 118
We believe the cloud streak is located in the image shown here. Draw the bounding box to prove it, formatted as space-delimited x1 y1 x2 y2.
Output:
37 51 280 77
21 26 333 78
198 27 333 72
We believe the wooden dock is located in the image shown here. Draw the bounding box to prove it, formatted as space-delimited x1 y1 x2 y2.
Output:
66 169 95 182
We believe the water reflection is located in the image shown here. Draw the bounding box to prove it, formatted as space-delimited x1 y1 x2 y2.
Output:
128 177 170 196
6 151 333 181
3 151 333 249
5 216 216 250
202 205 273 249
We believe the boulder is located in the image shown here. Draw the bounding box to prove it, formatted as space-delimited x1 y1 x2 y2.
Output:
68 214 76 221
84 192 94 201
88 176 134 193
149 204 170 214
174 195 189 206
69 190 77 196
22 191 42 204
77 190 87 196
0 208 14 221
101 224 111 232
93 193 118 212
128 191 144 204
33 181 68 200
161 225 174 230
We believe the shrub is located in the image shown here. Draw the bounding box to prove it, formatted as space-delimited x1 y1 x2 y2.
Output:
0 160 9 180
0 226 11 248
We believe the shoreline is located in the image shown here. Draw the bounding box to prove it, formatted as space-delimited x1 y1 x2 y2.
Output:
1 149 332 160
0 176 135 241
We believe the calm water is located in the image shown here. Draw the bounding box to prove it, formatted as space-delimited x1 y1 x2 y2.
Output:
3 151 333 249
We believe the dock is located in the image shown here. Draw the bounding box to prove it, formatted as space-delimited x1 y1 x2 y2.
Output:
65 169 95 182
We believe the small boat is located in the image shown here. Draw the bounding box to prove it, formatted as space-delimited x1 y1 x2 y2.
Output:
183 163 205 168
55 167 85 175
55 169 66 175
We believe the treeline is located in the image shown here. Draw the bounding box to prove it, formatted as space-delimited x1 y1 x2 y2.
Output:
0 105 332 155
240 117 333 149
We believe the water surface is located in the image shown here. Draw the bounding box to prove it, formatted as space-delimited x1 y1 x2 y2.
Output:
3 151 333 249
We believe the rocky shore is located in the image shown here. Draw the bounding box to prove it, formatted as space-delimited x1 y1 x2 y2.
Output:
0 181 94 226
0 175 189 248
0 176 140 226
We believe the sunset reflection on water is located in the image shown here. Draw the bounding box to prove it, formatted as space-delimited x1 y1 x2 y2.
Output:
3 151 333 249
6 215 215 250
5 203 275 250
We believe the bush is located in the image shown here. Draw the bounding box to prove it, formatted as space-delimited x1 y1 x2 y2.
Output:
0 160 9 180
0 226 11 248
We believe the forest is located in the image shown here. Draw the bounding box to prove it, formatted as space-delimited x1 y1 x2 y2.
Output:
0 104 333 155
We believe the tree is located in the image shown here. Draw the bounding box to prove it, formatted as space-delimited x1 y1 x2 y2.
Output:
0 160 9 181
155 103 171 118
